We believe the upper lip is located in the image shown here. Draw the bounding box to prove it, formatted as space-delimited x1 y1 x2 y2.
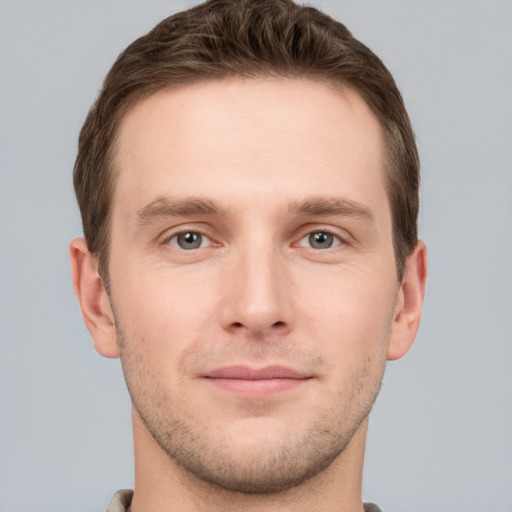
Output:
204 365 310 380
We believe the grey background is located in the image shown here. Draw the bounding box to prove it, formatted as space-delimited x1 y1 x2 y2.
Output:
1 1 511 511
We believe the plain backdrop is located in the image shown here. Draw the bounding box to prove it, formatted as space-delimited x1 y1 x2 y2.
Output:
1 1 511 511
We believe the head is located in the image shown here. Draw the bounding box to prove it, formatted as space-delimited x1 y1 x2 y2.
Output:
71 0 427 499
74 0 419 287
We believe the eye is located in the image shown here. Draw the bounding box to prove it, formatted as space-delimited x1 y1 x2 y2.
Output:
298 231 342 249
168 231 210 250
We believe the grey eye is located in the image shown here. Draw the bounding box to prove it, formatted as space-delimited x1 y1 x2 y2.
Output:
308 231 335 249
297 230 341 249
169 232 207 250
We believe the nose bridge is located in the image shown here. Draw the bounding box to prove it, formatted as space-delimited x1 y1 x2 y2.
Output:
222 231 293 334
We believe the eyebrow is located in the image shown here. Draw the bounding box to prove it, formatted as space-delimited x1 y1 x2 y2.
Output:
136 194 374 227
137 196 230 226
288 196 374 221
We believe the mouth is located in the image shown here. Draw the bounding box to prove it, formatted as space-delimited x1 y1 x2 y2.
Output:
202 365 312 398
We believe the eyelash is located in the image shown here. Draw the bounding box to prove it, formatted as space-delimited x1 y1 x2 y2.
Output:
166 231 214 250
164 227 345 251
296 230 343 250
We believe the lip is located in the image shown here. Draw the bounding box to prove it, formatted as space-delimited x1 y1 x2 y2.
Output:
202 365 312 398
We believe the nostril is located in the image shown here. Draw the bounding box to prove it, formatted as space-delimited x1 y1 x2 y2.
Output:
272 321 285 328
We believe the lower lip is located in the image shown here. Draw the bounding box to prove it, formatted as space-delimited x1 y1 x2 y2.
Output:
204 377 309 397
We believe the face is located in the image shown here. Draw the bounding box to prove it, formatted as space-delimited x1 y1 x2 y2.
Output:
106 78 402 493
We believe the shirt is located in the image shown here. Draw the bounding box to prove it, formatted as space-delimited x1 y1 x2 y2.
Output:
106 489 383 511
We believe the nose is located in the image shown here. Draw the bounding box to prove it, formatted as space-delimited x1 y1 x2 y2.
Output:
220 241 294 337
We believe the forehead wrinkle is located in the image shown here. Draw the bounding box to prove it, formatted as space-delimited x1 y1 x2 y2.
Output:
136 196 231 227
289 196 374 221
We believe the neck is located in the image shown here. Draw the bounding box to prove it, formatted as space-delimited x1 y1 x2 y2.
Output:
129 408 368 512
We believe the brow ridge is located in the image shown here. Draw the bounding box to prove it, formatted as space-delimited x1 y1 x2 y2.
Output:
136 194 373 227
289 196 374 220
137 196 229 226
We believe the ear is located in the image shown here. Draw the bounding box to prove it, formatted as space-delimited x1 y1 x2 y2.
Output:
69 238 120 358
387 240 428 361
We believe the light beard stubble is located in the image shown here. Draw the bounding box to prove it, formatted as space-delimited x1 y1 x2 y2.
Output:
115 323 388 495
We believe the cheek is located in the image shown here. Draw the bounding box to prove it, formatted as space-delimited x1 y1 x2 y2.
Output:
109 261 215 356
297 264 397 356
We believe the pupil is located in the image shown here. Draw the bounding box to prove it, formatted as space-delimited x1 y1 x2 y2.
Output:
309 232 333 249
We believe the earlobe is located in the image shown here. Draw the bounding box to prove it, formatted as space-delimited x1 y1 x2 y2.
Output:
69 238 120 358
387 240 428 361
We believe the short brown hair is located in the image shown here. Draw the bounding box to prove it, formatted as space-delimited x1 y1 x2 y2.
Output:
74 0 419 283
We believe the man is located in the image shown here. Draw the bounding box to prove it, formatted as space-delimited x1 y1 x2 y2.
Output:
70 0 427 510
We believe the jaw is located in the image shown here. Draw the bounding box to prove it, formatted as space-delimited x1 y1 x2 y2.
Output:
130 406 369 512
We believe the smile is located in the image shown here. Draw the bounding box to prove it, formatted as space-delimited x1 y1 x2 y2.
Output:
202 365 312 398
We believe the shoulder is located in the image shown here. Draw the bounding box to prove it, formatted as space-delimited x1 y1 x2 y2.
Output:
105 490 134 512
364 504 383 512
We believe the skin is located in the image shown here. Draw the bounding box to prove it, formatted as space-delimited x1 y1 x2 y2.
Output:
70 78 427 512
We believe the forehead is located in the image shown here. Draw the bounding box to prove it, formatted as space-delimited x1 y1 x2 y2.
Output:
112 77 387 218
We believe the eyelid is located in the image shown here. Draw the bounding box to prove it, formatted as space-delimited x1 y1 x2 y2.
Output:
159 223 352 250
293 225 351 247
296 230 343 249
160 224 220 247
167 232 211 249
